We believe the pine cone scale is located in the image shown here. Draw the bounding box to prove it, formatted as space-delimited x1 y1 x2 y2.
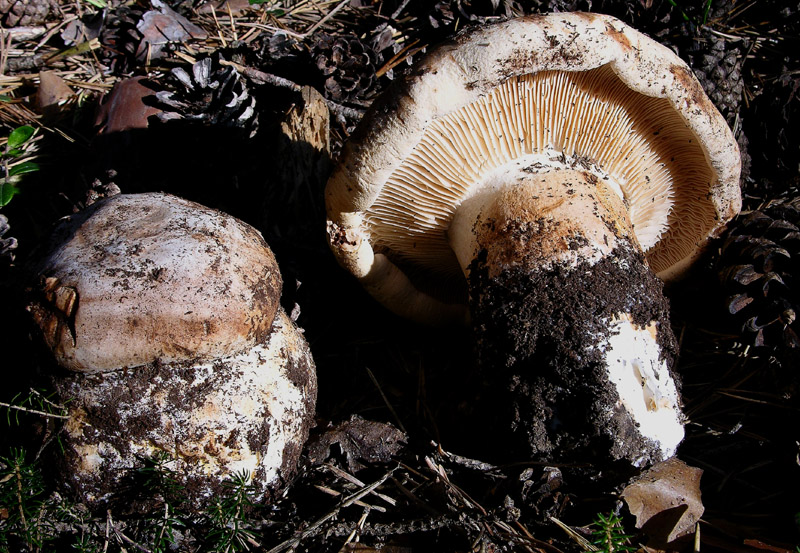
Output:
718 196 800 351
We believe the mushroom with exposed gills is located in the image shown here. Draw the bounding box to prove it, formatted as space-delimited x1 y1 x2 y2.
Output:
325 13 741 468
28 192 317 508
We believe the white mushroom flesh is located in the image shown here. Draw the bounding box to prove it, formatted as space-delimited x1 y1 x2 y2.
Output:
591 314 685 465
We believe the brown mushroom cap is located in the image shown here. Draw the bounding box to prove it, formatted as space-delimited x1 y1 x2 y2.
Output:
28 192 282 372
326 12 741 324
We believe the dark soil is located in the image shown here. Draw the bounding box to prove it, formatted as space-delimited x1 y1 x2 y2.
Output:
467 240 676 473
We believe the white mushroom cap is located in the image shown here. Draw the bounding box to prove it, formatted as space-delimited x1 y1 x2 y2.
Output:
326 12 741 324
29 192 282 372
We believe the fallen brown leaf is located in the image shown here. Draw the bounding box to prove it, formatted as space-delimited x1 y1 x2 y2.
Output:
136 0 207 61
621 457 704 547
36 71 73 116
307 415 406 472
93 77 162 134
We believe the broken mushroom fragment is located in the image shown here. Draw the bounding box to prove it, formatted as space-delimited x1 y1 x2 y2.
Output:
28 192 316 508
326 13 741 468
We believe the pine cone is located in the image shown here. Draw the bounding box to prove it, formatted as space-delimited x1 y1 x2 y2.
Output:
0 0 57 26
153 56 258 137
98 5 145 75
686 28 751 181
0 214 17 264
263 31 299 61
312 33 383 103
718 195 800 350
688 35 744 127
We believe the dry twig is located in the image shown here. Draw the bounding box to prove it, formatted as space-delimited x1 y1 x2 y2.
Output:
266 467 398 553
219 59 364 121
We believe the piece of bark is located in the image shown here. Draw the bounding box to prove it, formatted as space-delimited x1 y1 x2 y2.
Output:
281 85 330 156
275 84 331 201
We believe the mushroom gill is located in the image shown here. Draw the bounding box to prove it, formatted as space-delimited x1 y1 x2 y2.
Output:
365 64 714 298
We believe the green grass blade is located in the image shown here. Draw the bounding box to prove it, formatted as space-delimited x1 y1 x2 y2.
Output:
8 161 40 178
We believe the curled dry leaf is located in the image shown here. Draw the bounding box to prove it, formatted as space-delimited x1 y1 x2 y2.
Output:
60 11 104 46
36 71 74 115
135 0 207 60
621 457 704 547
93 76 162 134
307 415 406 472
